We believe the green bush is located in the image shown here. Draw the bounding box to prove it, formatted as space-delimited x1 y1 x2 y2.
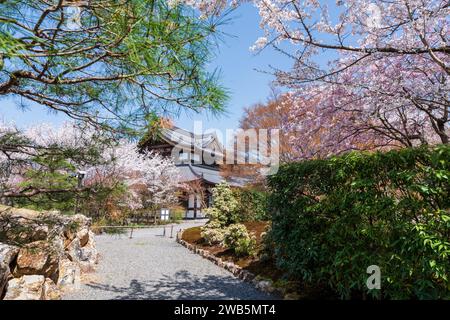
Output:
268 145 450 299
233 188 270 221
204 182 239 226
234 235 257 257
201 220 225 245
259 225 275 262
201 227 225 246
203 219 222 229
223 223 256 257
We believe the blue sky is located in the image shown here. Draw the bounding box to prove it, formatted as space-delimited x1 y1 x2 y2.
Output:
0 3 292 134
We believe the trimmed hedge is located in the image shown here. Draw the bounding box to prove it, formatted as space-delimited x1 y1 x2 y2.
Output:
268 145 450 299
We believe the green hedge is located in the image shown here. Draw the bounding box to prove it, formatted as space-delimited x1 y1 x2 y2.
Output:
233 188 269 221
268 145 450 299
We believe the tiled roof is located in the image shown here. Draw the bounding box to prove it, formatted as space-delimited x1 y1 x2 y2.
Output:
177 164 244 187
160 127 224 156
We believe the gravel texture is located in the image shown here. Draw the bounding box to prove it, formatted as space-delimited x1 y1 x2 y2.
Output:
63 220 274 300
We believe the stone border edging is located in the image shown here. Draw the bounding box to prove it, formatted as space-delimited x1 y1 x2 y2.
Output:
176 230 282 298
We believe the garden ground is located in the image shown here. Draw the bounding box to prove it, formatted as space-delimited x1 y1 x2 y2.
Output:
181 222 282 278
181 222 338 299
63 220 274 300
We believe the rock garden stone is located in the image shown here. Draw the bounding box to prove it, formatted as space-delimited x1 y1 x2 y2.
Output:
0 262 9 298
3 275 45 300
66 237 82 262
0 243 19 266
43 278 61 300
14 241 59 281
71 214 91 230
0 243 19 298
80 246 99 265
57 259 80 289
77 228 89 247
0 205 98 300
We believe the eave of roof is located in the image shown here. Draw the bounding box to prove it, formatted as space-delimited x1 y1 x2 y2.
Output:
177 164 245 187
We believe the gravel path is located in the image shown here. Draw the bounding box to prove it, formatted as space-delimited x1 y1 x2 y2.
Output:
63 220 275 300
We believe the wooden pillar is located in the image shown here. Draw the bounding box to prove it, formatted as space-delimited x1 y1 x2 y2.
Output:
193 194 197 219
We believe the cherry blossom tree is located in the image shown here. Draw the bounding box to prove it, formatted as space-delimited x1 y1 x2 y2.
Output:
0 121 180 216
231 90 392 161
0 121 111 201
187 0 449 151
283 54 447 157
282 90 393 159
250 0 449 147
248 0 448 74
88 141 180 213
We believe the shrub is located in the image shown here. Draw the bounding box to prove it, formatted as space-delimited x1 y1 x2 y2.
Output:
234 235 257 257
200 219 226 245
223 224 257 257
203 207 222 224
259 225 275 262
204 182 239 226
201 227 225 246
233 188 270 221
268 145 450 299
204 219 222 230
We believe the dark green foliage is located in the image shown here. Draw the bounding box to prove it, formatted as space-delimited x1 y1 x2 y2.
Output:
14 154 78 213
0 0 228 132
268 145 450 299
233 188 270 221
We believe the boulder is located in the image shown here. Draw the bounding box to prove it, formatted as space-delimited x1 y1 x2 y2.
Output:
87 230 96 248
255 280 273 292
51 236 65 258
14 241 59 281
43 278 61 300
3 275 45 300
71 214 91 230
63 228 76 244
57 259 80 289
80 246 99 264
0 262 9 298
77 228 89 247
0 243 19 298
66 238 82 262
67 236 98 266
4 223 49 244
0 243 20 265
79 245 99 273
0 206 98 298
0 205 71 244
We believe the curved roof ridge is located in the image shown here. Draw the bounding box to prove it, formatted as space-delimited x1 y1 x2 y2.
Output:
161 126 224 154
